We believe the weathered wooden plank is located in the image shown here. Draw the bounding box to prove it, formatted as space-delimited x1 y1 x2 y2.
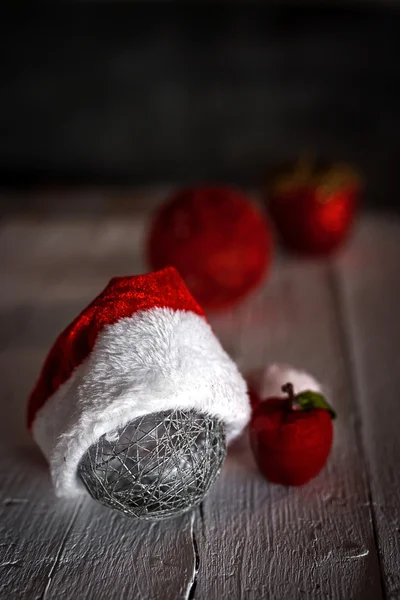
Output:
0 346 83 600
0 214 196 600
0 217 149 308
196 256 383 599
39 499 196 600
2 210 398 599
335 216 400 599
0 390 195 600
0 351 195 600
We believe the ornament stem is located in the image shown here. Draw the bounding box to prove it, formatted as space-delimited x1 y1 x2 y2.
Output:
281 382 297 411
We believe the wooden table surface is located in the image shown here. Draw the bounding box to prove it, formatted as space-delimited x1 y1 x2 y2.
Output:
0 192 399 600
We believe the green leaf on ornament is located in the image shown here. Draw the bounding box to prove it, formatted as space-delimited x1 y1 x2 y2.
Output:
296 391 336 419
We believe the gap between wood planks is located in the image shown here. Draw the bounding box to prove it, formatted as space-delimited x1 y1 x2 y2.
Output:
186 511 200 600
180 264 385 600
328 263 386 599
186 501 210 600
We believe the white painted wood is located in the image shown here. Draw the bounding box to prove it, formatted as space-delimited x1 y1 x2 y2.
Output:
0 346 84 600
335 215 400 599
197 255 384 599
0 250 196 599
2 206 399 599
38 498 196 600
0 217 149 308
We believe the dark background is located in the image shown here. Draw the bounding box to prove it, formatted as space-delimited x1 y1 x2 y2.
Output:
1 3 400 210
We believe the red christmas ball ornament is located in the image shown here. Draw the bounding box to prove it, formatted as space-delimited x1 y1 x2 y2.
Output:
148 186 273 310
264 158 362 255
250 380 336 486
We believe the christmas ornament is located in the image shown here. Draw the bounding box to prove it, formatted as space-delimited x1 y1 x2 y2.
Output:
147 186 273 311
78 409 226 520
249 365 336 486
264 158 362 255
28 267 250 519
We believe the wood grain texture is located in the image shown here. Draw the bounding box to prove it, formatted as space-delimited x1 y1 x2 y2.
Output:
0 347 196 600
0 346 84 600
335 216 400 599
0 215 150 308
197 255 384 599
0 218 196 600
36 500 196 600
1 209 399 599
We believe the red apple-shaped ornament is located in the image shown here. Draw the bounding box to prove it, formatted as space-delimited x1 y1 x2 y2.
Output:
147 186 273 311
264 158 362 255
250 382 336 486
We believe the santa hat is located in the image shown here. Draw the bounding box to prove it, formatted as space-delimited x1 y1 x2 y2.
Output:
28 267 250 498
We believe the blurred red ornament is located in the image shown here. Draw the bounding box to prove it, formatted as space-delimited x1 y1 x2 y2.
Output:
249 383 336 486
148 186 273 310
264 158 362 255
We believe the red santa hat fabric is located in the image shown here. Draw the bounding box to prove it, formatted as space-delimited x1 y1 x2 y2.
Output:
28 267 250 498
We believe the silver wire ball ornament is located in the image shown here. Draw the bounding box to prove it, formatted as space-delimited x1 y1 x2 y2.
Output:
78 409 226 520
